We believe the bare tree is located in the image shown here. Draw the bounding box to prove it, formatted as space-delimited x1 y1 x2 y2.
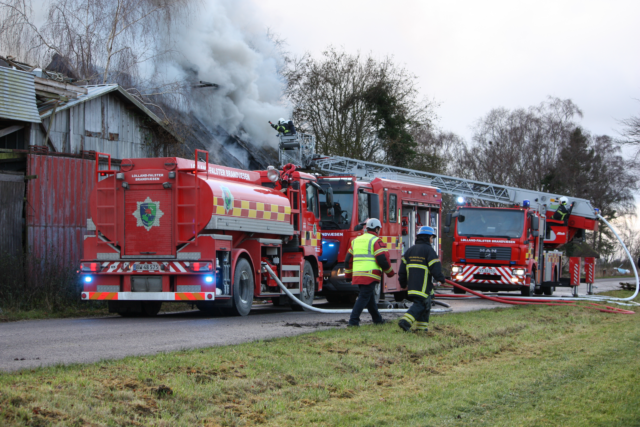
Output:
0 0 188 85
284 47 436 162
459 97 583 191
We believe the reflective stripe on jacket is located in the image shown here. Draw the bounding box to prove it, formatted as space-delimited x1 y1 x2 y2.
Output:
398 239 445 299
344 231 392 285
352 233 382 281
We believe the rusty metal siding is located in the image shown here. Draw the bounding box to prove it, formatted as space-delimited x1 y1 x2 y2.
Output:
26 154 95 266
0 173 25 256
0 67 41 123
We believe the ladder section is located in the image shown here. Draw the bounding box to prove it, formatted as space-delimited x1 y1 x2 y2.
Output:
313 155 597 220
94 152 118 249
176 150 209 247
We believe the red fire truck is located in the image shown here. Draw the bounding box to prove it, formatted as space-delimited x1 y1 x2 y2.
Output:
310 153 600 298
80 151 323 316
316 176 442 303
445 201 598 296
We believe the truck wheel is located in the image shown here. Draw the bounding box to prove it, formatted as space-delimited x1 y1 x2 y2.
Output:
142 302 162 316
543 287 554 296
291 261 315 311
534 287 544 295
521 282 534 296
325 294 344 305
229 258 254 316
393 291 408 301
453 285 466 294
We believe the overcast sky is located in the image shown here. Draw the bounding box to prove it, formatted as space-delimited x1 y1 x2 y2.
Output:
256 0 639 142
256 0 640 232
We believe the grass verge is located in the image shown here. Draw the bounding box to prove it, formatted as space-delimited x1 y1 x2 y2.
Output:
1 293 639 426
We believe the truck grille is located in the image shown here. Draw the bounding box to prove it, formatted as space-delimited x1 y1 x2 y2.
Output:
473 274 502 281
465 246 511 261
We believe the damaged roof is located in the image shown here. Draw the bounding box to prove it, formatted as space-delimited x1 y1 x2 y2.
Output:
0 67 41 123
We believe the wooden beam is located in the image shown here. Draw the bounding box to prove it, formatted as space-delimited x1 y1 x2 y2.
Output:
35 90 68 101
34 76 88 95
34 83 78 99
0 125 24 138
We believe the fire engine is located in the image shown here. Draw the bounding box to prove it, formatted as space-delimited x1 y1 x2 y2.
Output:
316 176 442 303
445 201 597 296
80 150 323 316
298 146 599 299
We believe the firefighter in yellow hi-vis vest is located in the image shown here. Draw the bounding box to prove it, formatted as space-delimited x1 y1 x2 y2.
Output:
344 218 394 327
398 226 445 333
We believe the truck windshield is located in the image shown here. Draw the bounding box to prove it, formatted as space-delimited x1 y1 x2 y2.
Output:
318 179 354 230
457 208 524 239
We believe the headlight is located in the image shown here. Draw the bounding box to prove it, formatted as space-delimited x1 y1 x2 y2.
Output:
451 266 462 274
267 166 279 183
512 268 526 276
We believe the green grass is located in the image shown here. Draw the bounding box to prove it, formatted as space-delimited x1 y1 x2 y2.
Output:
1 294 639 426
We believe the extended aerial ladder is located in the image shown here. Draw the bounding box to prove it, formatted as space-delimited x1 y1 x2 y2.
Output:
278 133 598 221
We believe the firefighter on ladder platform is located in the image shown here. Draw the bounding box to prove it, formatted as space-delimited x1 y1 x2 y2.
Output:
269 118 296 135
398 226 445 333
345 218 394 327
553 196 573 224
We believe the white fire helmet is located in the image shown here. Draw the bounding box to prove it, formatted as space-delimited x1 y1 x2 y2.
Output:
365 218 382 230
279 118 287 125
559 196 568 205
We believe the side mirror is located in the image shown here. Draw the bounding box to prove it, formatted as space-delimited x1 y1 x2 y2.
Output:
327 207 334 217
354 223 365 232
445 213 452 227
368 193 380 220
326 186 334 206
531 216 539 237
443 226 450 233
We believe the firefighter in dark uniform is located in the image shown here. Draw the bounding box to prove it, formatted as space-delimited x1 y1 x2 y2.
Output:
552 196 573 224
344 218 395 327
398 226 445 332
270 118 296 135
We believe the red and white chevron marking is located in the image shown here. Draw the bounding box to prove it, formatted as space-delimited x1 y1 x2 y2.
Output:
99 261 192 274
458 265 515 284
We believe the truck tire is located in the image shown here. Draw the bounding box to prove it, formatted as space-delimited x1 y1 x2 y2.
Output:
521 281 535 296
453 285 466 294
228 258 254 316
291 261 315 311
142 301 162 316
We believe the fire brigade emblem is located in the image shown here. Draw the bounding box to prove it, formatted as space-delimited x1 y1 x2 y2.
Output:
132 197 164 231
220 186 234 214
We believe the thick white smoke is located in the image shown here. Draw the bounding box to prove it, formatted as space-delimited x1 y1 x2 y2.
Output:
157 0 290 147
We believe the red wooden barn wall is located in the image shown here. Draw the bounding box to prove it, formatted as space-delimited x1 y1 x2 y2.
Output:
26 154 96 267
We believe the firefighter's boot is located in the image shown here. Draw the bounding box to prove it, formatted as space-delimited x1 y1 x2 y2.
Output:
414 321 429 333
398 313 415 332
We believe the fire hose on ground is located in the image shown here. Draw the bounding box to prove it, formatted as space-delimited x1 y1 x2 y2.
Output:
262 214 638 316
261 263 452 315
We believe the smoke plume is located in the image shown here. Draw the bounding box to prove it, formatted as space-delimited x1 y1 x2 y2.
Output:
156 0 290 148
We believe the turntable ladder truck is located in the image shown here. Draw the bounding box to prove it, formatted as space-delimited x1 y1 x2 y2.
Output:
277 137 599 298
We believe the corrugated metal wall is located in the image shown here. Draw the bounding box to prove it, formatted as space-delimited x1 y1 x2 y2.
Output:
26 155 95 267
0 67 41 123
30 92 149 158
0 173 25 256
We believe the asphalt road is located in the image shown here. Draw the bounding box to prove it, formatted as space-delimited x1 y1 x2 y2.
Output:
0 278 630 372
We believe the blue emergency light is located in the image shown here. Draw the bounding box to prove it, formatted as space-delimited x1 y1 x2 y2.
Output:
523 200 530 208
84 276 93 283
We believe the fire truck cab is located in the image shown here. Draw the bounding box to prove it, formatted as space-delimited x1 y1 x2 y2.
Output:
317 176 442 302
447 201 598 296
